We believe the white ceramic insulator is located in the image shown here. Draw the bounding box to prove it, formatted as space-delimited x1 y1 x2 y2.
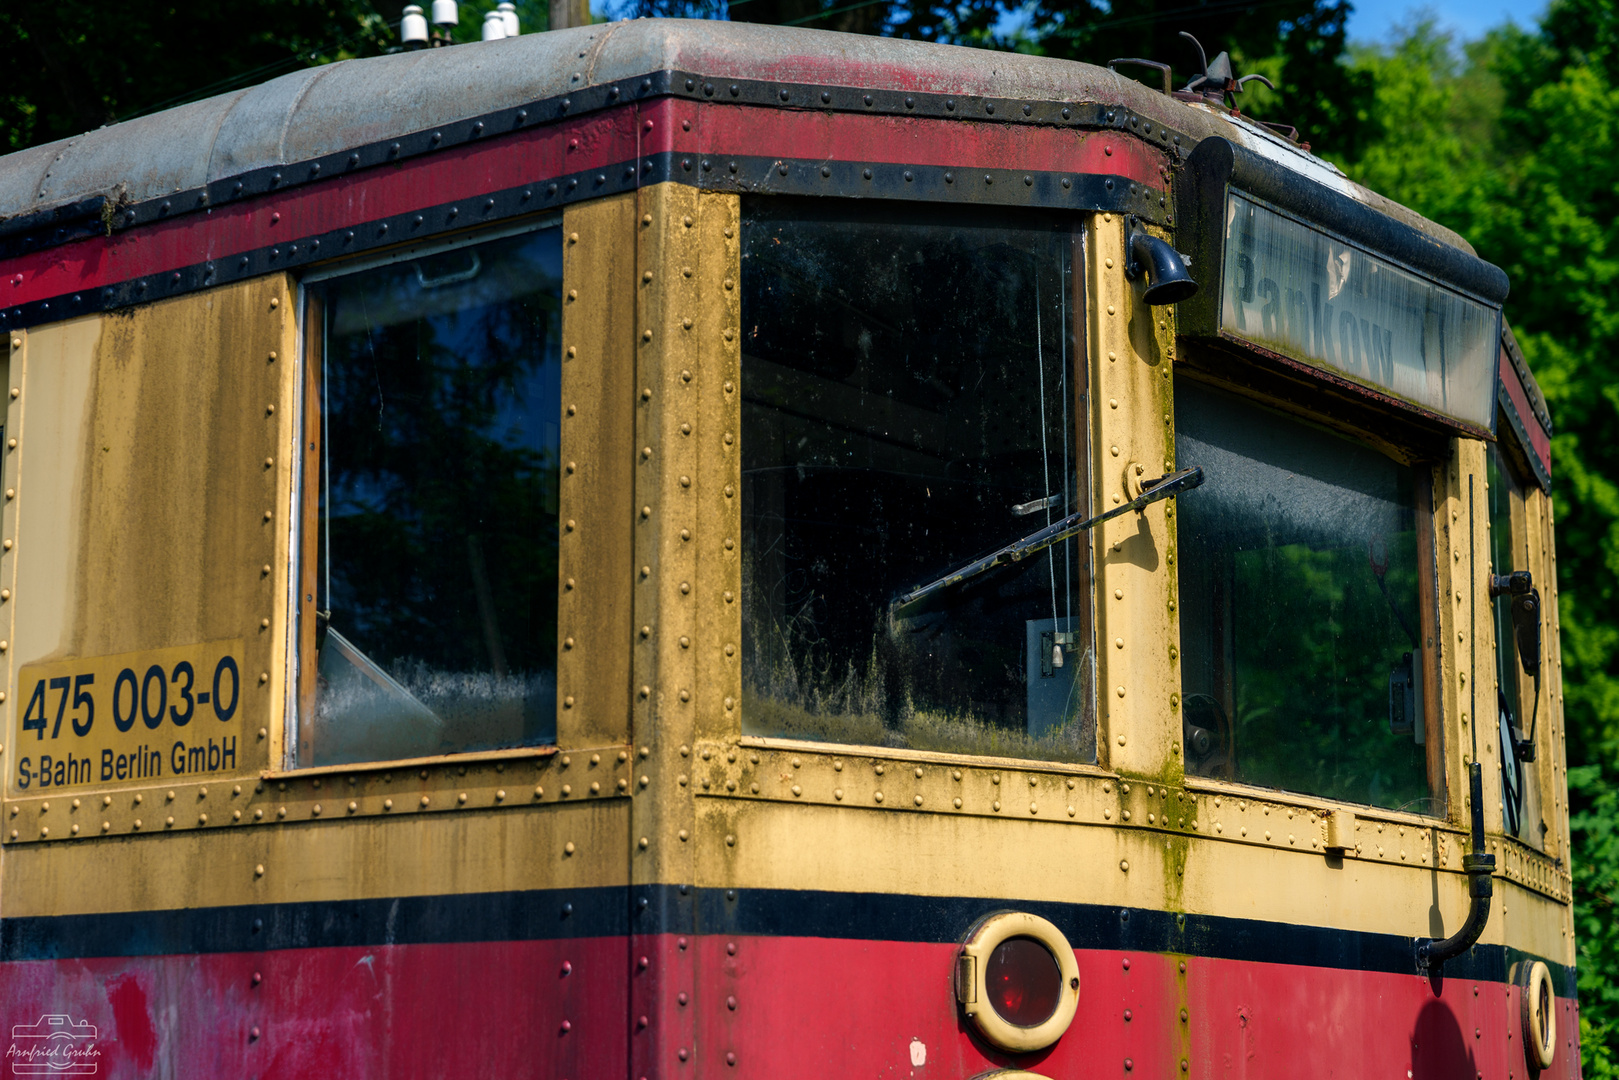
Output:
498 1 519 34
401 4 429 44
431 0 459 27
481 10 506 38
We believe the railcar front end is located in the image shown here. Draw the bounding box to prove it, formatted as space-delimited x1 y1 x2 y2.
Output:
0 20 1579 1079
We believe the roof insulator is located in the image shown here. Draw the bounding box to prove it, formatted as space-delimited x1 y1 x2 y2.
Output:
431 0 458 29
482 10 507 38
401 5 429 47
499 1 519 35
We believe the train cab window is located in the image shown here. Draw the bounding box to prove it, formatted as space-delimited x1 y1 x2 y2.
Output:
1489 444 1543 844
738 200 1095 763
1175 381 1436 813
297 226 563 768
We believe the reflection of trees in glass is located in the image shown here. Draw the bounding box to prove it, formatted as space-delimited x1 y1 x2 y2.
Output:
317 230 562 754
1176 381 1431 813
1230 537 1429 811
739 202 1093 763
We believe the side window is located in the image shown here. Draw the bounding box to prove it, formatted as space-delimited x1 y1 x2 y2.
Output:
1488 444 1543 844
1175 380 1438 813
298 227 563 768
738 200 1095 763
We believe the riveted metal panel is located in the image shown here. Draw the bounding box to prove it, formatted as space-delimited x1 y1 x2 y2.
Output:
2 279 296 811
558 195 637 750
690 191 743 749
0 333 18 756
1 777 630 919
1089 212 1181 786
629 179 704 1077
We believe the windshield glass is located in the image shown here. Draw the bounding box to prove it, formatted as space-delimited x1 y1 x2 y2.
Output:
301 227 562 767
1175 380 1436 813
739 200 1094 763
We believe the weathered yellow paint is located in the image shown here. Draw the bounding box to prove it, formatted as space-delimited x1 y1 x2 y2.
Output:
4 321 98 678
1089 213 1180 785
2 795 629 918
1 331 20 741
4 281 297 801
558 195 638 751
16 640 247 793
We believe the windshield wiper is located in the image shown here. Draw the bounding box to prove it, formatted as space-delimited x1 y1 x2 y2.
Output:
893 467 1205 613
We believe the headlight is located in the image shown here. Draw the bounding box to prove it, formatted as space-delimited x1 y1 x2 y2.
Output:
955 911 1081 1054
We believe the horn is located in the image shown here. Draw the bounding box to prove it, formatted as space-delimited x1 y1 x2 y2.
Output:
1127 229 1198 305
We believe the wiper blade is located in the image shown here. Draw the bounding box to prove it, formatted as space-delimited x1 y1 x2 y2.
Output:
894 467 1205 612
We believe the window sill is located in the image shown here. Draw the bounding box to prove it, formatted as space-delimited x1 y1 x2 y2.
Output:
266 742 560 781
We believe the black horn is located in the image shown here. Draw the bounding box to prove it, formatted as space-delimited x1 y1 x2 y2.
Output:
1126 226 1198 305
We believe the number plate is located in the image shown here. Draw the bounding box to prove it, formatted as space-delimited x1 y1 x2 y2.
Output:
13 640 248 794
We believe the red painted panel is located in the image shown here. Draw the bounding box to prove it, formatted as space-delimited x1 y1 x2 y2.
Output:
1499 343 1551 476
698 937 1581 1080
675 100 1166 189
0 938 628 1080
0 934 1579 1079
0 101 1165 309
0 108 639 308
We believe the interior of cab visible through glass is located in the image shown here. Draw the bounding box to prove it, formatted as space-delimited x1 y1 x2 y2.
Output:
738 199 1095 763
299 225 563 768
1175 379 1438 813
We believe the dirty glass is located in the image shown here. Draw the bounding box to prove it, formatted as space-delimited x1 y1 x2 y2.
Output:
1221 192 1499 430
739 199 1094 763
1175 381 1434 812
1489 445 1542 844
300 227 562 767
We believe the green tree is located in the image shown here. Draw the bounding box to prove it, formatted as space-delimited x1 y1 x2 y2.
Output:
1339 12 1619 1071
0 0 556 153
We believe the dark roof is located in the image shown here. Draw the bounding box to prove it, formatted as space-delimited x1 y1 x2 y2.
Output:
0 19 1475 256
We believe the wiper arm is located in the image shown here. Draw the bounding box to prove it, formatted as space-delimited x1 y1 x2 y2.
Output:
894 467 1205 613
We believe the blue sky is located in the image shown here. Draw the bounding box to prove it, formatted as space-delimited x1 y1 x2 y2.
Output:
1345 0 1546 41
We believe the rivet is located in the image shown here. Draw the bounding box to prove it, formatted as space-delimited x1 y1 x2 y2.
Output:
255 864 265 877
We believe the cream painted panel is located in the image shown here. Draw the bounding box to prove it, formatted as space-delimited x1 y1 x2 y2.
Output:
8 318 99 671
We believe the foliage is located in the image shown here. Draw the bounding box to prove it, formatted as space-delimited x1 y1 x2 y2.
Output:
0 0 558 154
1334 9 1619 1070
603 0 1373 155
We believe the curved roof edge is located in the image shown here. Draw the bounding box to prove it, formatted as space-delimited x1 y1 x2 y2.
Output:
0 18 1475 258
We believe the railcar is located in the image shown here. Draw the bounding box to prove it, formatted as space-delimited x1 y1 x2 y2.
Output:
0 18 1579 1079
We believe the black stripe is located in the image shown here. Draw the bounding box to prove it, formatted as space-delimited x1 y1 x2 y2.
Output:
0 156 1163 333
4 884 1576 998
1 886 627 961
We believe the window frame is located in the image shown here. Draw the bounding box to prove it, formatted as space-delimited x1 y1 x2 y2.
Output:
289 216 567 772
1488 434 1554 852
731 196 1103 768
1169 362 1449 818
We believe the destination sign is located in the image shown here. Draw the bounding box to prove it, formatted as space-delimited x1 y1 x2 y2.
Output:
12 640 248 794
1220 192 1500 429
